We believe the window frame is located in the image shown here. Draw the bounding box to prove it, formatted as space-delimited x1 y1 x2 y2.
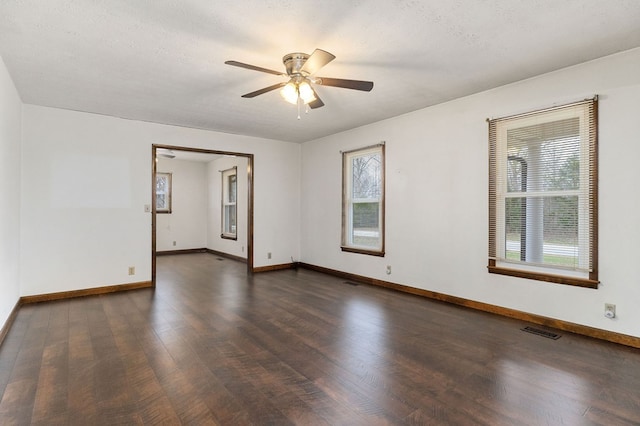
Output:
341 143 385 257
488 98 598 288
155 172 172 214
221 166 238 240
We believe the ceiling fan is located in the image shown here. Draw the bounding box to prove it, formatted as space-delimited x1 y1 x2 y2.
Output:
225 49 373 115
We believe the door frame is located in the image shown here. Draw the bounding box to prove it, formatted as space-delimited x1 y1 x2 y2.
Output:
151 144 254 286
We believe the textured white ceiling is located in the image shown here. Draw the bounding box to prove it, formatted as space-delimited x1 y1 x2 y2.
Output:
1 1 639 143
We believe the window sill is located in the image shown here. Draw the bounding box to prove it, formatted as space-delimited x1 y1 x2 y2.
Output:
488 264 598 289
341 246 385 257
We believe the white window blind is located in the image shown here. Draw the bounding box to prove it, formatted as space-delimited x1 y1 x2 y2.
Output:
488 98 598 287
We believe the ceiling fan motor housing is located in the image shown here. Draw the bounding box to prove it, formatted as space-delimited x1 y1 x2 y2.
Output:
283 53 310 76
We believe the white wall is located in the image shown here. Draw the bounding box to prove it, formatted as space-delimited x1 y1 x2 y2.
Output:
301 47 640 338
0 56 22 327
20 105 301 296
207 156 248 259
156 158 208 251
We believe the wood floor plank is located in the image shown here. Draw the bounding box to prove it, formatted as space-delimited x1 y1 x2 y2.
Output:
66 297 98 423
103 292 190 425
0 304 53 424
2 253 640 424
31 301 70 424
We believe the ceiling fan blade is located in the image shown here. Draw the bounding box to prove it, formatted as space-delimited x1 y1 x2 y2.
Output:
316 77 374 91
225 60 285 76
308 88 324 109
241 82 287 98
301 49 336 75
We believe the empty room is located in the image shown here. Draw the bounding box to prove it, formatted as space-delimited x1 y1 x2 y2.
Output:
1 1 640 424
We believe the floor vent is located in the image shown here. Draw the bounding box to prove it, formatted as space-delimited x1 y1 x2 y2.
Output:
344 281 359 286
521 326 561 340
216 258 224 261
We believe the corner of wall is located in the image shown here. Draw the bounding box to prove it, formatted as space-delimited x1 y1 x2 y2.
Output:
0 54 23 331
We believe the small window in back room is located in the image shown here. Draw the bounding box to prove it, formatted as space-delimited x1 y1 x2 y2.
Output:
221 167 237 240
156 172 172 214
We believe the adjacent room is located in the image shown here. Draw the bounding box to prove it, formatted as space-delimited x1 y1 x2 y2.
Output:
1 1 640 424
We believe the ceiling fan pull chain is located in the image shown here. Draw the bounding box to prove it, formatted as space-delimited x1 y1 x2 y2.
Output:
297 96 301 120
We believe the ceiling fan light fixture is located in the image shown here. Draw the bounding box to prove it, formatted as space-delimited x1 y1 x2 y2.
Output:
280 80 316 105
280 82 298 104
298 81 316 104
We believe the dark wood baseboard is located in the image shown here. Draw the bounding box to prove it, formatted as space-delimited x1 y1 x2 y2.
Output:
299 262 640 349
0 299 21 347
205 249 248 263
20 281 153 304
157 248 207 256
253 262 297 273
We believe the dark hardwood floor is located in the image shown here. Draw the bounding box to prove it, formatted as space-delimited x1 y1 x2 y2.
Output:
1 253 639 425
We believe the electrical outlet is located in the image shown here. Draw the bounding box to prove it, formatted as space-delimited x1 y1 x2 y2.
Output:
267 252 272 259
128 266 135 275
604 303 616 319
386 265 392 275
173 241 176 246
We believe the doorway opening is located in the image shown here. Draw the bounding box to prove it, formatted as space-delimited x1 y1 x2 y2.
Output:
151 144 254 286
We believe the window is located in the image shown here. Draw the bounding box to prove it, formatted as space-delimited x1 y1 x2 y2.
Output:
155 172 172 214
342 144 385 256
488 98 598 288
221 167 237 239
